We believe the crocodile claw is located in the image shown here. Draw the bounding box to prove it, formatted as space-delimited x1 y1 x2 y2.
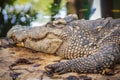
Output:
45 62 70 75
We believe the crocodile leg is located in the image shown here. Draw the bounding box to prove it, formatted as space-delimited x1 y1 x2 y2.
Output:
45 44 120 75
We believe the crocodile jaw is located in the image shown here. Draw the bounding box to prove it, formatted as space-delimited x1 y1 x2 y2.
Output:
24 33 63 54
7 25 64 54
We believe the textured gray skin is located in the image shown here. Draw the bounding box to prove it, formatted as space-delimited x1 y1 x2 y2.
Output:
7 14 120 75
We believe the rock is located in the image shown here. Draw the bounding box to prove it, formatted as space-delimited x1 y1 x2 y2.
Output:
0 47 120 80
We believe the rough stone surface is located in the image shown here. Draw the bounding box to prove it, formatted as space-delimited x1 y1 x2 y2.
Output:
0 47 120 80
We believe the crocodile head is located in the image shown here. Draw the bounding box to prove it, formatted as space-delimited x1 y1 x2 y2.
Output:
7 25 63 53
7 14 78 54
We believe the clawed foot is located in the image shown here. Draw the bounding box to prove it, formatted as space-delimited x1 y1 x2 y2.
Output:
45 62 71 76
102 68 114 75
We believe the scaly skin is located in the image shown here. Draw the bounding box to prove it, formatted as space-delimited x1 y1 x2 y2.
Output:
7 14 120 75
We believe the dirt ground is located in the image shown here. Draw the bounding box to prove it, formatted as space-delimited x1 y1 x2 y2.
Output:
0 47 120 80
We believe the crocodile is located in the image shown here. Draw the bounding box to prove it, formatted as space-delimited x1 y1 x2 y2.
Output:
4 14 120 75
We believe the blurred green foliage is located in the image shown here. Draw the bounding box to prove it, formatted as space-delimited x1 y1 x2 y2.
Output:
0 0 37 37
14 0 53 14
50 0 62 20
0 0 15 8
15 0 64 13
75 0 91 19
0 0 66 37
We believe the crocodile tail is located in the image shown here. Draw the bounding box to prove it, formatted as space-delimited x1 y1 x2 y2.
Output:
45 44 119 75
